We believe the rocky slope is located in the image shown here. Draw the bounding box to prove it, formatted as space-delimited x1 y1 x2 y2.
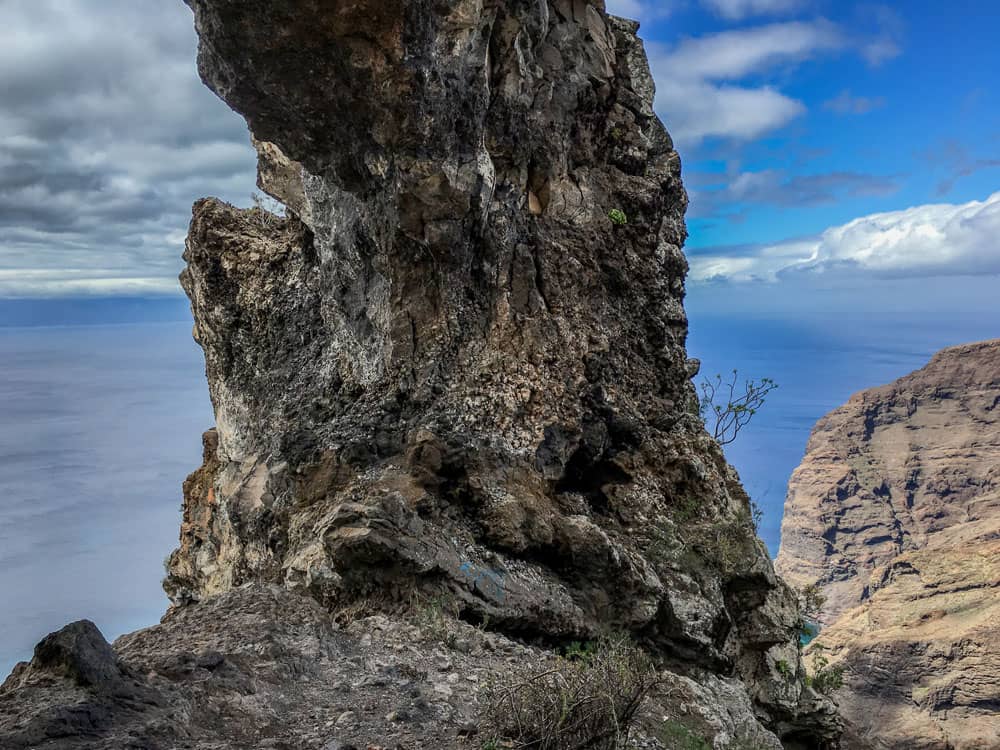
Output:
1 1 839 747
777 340 1000 749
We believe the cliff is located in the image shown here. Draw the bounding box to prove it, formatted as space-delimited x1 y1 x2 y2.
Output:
0 1 839 747
777 340 1000 749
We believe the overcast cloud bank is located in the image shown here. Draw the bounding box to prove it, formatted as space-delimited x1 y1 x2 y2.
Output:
2 1 993 299
0 0 256 297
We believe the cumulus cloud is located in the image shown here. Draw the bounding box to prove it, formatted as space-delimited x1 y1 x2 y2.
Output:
659 20 842 82
688 191 1000 282
0 0 256 297
823 90 886 115
702 0 805 20
649 21 844 145
856 4 904 66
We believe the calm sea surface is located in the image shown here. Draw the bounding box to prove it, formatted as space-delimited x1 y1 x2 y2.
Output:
1 311 996 676
0 322 211 677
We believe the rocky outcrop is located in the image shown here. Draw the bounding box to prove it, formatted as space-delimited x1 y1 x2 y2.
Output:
776 340 1000 749
0 584 829 750
1 1 840 747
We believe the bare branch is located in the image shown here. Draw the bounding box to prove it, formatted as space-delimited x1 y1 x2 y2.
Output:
699 370 777 446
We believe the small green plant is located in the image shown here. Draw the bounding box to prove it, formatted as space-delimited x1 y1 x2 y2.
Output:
610 127 625 141
481 635 659 750
807 647 845 695
659 719 711 750
673 495 702 524
563 640 596 662
798 583 827 620
775 659 792 678
699 370 778 446
644 519 682 570
481 740 500 750
609 208 628 226
729 494 764 535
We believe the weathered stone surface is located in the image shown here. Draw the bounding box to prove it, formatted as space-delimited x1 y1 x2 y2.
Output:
161 2 838 740
0 1 840 746
0 585 826 750
777 339 1000 749
0 585 531 749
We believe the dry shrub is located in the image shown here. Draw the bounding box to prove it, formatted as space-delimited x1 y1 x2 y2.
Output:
480 635 660 750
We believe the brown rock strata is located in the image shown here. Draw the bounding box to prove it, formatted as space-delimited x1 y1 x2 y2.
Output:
777 339 1000 749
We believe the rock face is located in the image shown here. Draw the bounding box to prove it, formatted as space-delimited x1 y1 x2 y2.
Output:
776 340 1000 749
0 584 828 750
1 1 840 747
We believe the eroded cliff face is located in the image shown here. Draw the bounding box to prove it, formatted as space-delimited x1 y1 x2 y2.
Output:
777 340 1000 749
161 0 840 744
0 2 839 748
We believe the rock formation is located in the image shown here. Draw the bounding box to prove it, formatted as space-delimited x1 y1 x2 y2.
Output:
1 1 840 747
777 339 1000 749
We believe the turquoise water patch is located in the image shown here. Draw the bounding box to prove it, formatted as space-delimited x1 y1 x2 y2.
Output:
800 620 821 646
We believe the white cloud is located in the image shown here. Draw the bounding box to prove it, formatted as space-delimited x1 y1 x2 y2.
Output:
857 4 904 66
689 192 1000 282
702 0 805 20
649 21 843 145
860 37 901 66
662 20 841 79
656 79 805 142
0 270 182 298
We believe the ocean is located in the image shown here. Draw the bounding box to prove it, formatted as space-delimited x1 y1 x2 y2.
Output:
0 306 996 676
0 320 211 678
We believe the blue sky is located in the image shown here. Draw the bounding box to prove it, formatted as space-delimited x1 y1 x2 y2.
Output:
609 0 1000 304
1 0 998 308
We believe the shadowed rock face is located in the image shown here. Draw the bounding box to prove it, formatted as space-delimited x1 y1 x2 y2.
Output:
777 339 1000 749
0 2 840 747
165 0 839 743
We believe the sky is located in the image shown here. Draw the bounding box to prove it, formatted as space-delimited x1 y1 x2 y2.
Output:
604 0 1000 316
2 0 999 307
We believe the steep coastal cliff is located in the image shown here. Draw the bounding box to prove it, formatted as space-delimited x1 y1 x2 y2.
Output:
0 2 839 747
777 340 1000 749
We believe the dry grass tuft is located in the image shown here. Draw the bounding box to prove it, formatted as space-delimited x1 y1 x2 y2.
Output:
480 635 660 750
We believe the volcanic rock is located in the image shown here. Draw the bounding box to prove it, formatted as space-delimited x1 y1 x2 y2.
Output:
777 339 1000 749
1 1 841 747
